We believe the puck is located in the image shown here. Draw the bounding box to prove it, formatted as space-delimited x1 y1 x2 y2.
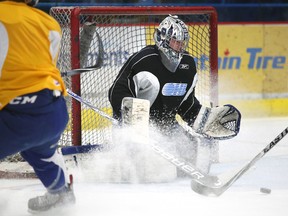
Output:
260 187 271 194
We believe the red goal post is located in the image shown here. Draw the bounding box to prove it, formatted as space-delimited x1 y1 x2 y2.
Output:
50 6 218 148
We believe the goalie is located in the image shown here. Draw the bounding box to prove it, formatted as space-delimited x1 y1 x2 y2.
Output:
109 15 241 141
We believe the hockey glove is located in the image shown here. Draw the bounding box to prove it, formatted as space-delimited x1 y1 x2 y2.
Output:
192 104 241 140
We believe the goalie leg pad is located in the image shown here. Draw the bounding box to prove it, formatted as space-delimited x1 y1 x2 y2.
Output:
121 97 150 127
193 104 241 140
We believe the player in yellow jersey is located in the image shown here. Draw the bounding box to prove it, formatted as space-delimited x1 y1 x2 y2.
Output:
0 0 75 212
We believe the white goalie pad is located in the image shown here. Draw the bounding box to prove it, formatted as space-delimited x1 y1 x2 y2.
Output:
119 97 177 182
121 97 150 127
121 97 150 144
192 104 241 140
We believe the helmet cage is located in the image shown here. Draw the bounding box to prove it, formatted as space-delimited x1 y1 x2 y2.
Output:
154 15 189 72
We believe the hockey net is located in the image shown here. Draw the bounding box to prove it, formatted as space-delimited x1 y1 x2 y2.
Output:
51 6 218 148
0 6 218 179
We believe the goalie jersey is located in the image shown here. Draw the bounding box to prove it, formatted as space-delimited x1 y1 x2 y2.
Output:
0 1 66 110
109 45 202 128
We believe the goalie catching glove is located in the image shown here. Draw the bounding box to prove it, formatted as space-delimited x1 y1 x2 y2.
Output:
192 105 241 140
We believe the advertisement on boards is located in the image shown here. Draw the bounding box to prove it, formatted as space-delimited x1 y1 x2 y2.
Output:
218 24 288 117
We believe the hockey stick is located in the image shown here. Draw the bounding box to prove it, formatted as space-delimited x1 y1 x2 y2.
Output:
66 89 119 125
191 126 288 196
61 23 104 77
61 67 101 77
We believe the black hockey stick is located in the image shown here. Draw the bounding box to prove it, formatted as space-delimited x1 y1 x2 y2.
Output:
191 126 288 196
61 23 104 77
61 67 101 77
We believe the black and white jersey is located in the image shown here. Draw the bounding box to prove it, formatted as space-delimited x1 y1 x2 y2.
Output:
108 45 201 128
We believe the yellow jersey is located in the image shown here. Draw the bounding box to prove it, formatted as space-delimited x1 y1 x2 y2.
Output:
0 1 67 110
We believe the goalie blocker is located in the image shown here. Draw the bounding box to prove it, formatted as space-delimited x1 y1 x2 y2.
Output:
192 105 241 140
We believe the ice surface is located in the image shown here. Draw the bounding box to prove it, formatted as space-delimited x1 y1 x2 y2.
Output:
0 117 288 216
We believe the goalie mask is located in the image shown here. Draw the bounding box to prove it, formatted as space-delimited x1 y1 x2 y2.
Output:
24 0 39 7
154 15 189 72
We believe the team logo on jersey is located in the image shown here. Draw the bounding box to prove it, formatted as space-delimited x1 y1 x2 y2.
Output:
162 83 187 96
179 64 189 69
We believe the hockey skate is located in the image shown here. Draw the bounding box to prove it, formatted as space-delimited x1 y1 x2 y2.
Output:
28 177 75 213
